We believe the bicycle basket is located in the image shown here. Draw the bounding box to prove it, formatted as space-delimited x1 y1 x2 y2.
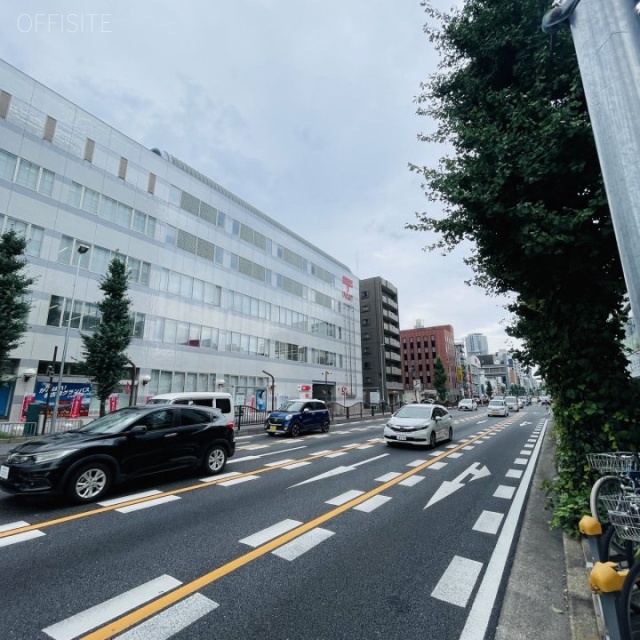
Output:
587 452 640 473
609 511 640 542
600 493 632 513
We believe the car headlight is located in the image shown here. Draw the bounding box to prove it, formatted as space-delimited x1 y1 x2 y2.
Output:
7 449 78 464
285 413 293 421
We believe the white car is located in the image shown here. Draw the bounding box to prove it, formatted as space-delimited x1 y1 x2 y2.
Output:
384 403 452 448
487 399 510 417
504 396 520 412
458 399 478 411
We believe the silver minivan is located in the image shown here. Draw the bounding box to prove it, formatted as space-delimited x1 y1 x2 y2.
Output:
504 396 519 412
147 392 234 425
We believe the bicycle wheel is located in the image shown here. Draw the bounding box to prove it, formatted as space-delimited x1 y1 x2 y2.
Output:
590 475 624 524
619 557 640 639
600 524 639 569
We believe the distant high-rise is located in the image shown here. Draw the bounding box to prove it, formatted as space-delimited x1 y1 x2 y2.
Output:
465 333 489 356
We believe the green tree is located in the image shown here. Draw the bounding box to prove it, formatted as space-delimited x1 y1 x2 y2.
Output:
433 357 447 403
0 230 35 376
409 0 640 530
81 258 133 416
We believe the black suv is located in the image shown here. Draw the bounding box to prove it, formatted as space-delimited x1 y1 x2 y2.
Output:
265 399 330 437
0 405 235 504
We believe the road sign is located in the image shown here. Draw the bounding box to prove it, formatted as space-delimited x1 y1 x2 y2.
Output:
298 384 311 391
341 386 348 394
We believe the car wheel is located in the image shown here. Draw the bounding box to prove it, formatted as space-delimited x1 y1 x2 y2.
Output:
386 441 397 447
291 423 301 437
202 444 227 475
321 420 330 433
446 427 453 442
66 462 112 504
429 431 437 448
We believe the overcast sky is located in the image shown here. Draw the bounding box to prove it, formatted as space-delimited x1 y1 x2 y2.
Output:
2 0 518 353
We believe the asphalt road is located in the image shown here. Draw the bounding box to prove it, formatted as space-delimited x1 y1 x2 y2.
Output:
0 406 547 640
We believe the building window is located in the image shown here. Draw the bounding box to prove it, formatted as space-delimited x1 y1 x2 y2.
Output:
84 138 95 162
44 116 57 142
0 149 17 181
361 291 369 299
147 172 156 194
118 156 128 180
0 91 11 119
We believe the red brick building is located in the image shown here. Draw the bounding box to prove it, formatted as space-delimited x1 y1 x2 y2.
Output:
400 324 460 403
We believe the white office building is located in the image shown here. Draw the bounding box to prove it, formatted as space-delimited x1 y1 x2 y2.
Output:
0 59 361 423
464 333 489 357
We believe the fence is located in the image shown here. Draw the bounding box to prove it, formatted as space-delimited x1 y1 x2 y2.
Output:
0 419 84 438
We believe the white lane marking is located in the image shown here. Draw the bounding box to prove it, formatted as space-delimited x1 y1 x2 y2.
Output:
462 445 476 450
399 475 424 487
428 462 448 470
459 420 548 640
473 511 504 535
280 461 311 470
506 469 523 479
448 452 463 459
0 530 45 547
431 556 483 607
116 495 181 513
407 459 428 467
429 451 441 457
325 451 348 458
272 528 335 560
42 575 182 640
240 519 302 547
98 490 162 506
241 444 270 451
264 459 295 467
356 444 375 449
519 450 532 456
376 472 401 482
219 475 260 486
228 455 260 463
524 444 534 449
354 495 391 513
116 594 218 640
493 485 516 500
289 454 387 488
0 520 30 533
513 458 528 466
445 444 458 449
326 490 365 505
199 472 240 483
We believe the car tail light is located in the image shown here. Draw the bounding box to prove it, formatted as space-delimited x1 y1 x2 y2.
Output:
227 421 235 431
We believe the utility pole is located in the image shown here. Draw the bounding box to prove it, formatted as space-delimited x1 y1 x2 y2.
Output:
543 0 640 319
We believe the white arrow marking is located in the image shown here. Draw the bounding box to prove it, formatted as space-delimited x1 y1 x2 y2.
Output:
519 421 532 426
289 454 388 488
425 462 491 509
476 419 488 424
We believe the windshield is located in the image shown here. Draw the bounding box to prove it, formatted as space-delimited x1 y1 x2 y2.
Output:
505 396 517 402
79 408 147 434
488 400 504 407
146 398 169 405
278 401 306 412
394 405 432 419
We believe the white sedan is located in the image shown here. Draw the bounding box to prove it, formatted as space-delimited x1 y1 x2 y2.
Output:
384 403 453 447
487 399 510 417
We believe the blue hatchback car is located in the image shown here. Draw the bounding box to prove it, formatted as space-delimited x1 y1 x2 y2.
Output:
265 399 331 437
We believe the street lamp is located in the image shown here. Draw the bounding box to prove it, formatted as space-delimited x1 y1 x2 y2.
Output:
379 343 386 406
50 244 89 433
323 370 331 401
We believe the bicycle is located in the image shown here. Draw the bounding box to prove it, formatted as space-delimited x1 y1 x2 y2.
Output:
587 452 640 526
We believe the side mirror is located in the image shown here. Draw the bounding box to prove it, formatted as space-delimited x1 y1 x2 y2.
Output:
303 408 310 413
129 425 148 435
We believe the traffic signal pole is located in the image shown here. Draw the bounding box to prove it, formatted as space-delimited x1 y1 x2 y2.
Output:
543 0 640 319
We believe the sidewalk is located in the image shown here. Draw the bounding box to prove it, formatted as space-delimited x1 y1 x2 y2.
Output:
0 415 602 639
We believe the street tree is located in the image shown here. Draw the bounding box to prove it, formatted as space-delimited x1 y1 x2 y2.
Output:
0 230 35 376
81 257 133 416
433 357 447 403
485 381 493 400
409 0 640 530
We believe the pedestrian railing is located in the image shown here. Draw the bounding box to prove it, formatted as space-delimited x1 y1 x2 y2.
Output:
0 422 37 437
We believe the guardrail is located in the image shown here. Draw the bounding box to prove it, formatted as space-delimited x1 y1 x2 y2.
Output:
0 419 85 438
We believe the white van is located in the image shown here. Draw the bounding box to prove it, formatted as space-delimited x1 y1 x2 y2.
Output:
147 392 235 424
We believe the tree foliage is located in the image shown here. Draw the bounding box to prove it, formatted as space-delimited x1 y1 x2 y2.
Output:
434 356 448 402
0 230 35 376
81 258 133 416
410 0 640 531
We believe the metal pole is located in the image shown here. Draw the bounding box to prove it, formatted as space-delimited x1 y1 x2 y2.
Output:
50 245 88 433
543 0 640 319
380 342 386 406
262 370 275 412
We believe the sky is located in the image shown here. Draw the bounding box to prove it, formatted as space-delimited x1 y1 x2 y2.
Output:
2 0 519 354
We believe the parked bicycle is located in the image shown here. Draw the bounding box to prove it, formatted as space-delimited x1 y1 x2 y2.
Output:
587 452 640 526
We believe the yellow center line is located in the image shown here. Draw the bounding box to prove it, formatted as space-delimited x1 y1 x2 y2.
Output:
80 420 513 639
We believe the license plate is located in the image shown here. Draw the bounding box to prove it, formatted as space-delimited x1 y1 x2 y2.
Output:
269 425 277 432
0 465 8 480
397 434 407 441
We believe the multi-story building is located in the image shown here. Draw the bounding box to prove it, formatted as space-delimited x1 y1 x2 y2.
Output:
359 277 402 405
465 333 489 356
400 323 459 403
0 59 361 423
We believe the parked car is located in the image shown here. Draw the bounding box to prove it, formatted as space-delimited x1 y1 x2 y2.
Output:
458 398 478 411
147 392 234 425
504 396 520 412
383 403 452 448
487 399 510 417
265 399 330 437
0 405 235 504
